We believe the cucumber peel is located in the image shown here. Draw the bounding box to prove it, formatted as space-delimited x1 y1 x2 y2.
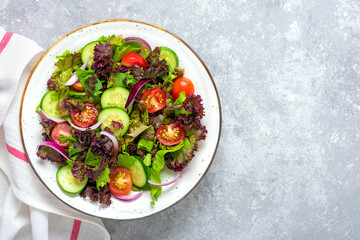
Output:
158 46 179 70
57 165 88 194
117 155 149 188
81 41 98 69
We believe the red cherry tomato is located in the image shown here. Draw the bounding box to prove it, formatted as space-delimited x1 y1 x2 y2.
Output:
71 80 85 92
51 122 73 149
156 123 185 146
70 102 98 128
171 77 195 101
141 88 167 113
109 168 132 196
121 52 147 69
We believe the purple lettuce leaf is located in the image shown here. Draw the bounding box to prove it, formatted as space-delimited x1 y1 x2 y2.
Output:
165 95 208 172
173 67 184 78
165 128 206 172
73 129 96 149
92 43 114 79
37 145 67 164
80 182 112 206
40 119 56 139
143 47 169 80
71 159 88 182
174 94 206 130
90 135 114 161
86 158 108 181
165 146 194 172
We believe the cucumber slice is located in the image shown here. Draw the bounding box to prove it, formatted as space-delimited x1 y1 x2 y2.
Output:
117 155 148 188
40 90 62 119
130 157 148 188
158 46 179 70
81 41 98 69
57 165 88 194
98 107 130 137
101 87 132 112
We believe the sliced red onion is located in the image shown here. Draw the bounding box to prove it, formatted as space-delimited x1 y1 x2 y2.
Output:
64 72 78 86
124 79 152 110
112 191 143 201
37 141 72 161
38 108 66 123
124 37 151 51
148 171 181 186
100 131 119 157
64 57 91 86
67 120 103 131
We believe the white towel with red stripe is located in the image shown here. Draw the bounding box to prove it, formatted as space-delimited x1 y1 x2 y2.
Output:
0 28 110 240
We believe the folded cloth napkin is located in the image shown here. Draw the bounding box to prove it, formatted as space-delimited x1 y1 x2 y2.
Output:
0 28 110 240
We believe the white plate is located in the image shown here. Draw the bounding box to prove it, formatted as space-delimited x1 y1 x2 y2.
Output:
20 20 221 220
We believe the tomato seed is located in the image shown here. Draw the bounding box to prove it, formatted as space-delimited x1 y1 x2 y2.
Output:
156 92 164 103
114 172 127 190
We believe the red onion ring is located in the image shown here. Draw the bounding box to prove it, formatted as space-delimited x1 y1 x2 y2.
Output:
64 57 91 86
148 171 181 186
37 141 72 161
38 108 66 123
124 79 152 110
124 37 151 51
112 191 144 201
68 120 103 131
100 131 119 158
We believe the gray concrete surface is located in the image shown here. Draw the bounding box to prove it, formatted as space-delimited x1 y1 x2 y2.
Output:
2 0 360 239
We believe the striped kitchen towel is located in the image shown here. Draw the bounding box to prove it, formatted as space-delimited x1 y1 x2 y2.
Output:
0 27 110 240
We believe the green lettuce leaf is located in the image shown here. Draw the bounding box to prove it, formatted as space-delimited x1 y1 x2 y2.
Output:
59 135 77 143
112 41 142 63
152 142 184 173
68 143 82 161
48 51 81 92
173 91 186 106
58 135 81 161
96 167 110 190
75 67 95 85
149 141 184 204
143 153 152 167
117 154 136 169
111 72 127 88
54 51 82 72
55 49 72 60
75 67 103 96
137 137 154 152
109 35 125 46
108 71 136 89
96 35 115 43
85 148 102 167
124 71 136 86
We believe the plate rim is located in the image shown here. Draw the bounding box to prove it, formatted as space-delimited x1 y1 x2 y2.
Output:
19 19 222 220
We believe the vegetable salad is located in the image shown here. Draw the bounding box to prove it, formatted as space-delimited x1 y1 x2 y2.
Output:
36 35 207 205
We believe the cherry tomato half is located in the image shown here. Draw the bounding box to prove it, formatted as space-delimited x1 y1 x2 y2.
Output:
156 123 185 146
70 102 98 128
121 52 147 69
109 168 132 196
141 88 167 113
51 122 73 149
71 80 85 92
171 77 195 101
